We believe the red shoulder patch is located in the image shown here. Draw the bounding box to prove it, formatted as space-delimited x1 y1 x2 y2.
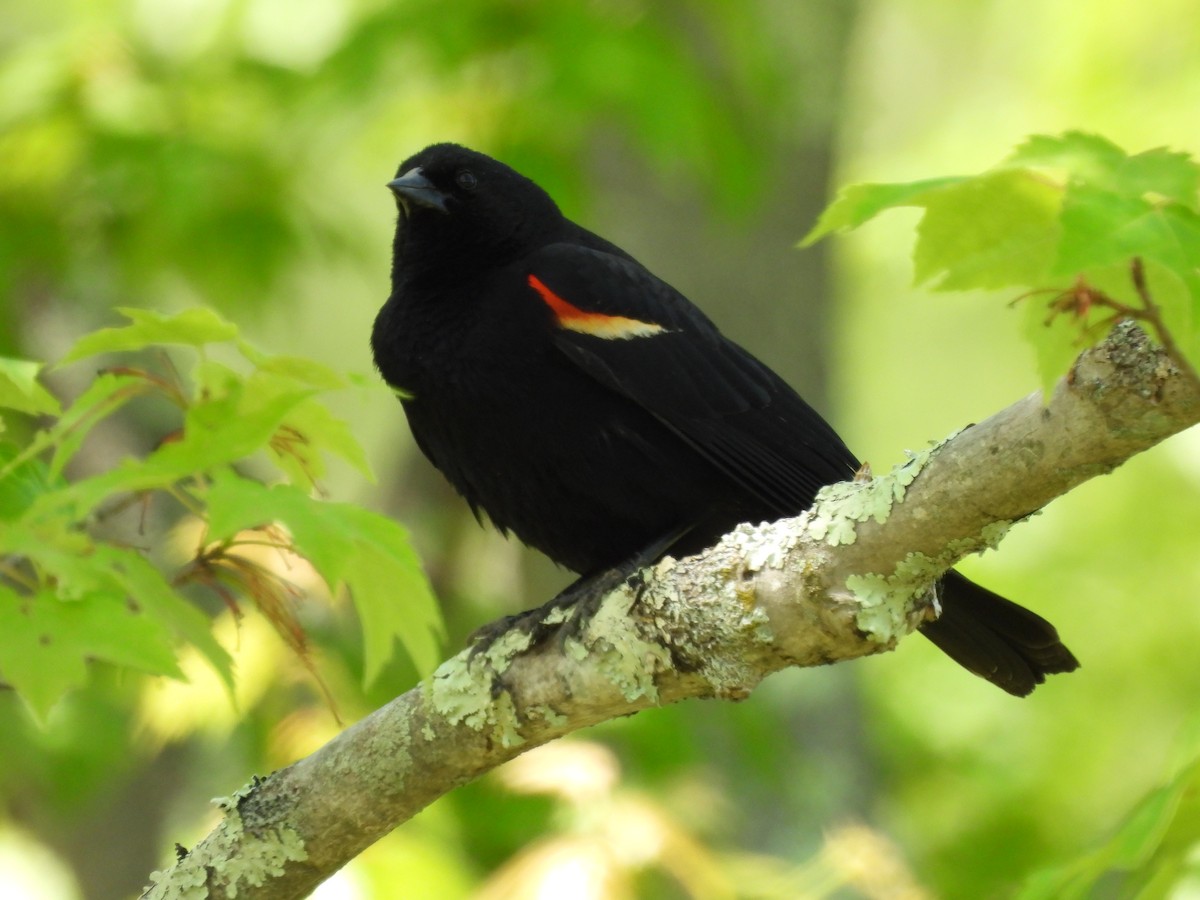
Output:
528 275 665 340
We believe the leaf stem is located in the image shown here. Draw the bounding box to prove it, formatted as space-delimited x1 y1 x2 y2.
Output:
1128 258 1200 395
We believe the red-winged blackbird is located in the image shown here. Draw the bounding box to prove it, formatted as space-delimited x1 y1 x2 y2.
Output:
372 143 1079 696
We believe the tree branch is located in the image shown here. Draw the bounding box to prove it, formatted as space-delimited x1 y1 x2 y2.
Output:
142 321 1200 899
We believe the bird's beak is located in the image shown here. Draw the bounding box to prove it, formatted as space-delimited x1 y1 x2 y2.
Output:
387 167 450 214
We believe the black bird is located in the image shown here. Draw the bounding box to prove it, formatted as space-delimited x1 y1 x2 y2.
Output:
372 143 1079 696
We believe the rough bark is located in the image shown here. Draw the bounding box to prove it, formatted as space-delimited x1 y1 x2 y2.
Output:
142 322 1200 899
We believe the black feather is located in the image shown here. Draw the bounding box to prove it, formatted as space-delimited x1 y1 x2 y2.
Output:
373 143 1079 696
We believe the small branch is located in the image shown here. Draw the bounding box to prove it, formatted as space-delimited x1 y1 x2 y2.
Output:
142 323 1200 900
1129 257 1200 395
1023 259 1200 396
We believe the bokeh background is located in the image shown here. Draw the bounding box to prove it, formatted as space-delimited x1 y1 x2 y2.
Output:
3 1 1200 897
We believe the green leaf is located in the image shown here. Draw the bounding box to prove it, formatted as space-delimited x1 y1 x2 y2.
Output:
47 372 154 480
799 177 963 246
3 525 106 598
179 372 317 465
1017 759 1200 899
1105 764 1198 871
1054 183 1200 286
1007 132 1200 210
204 473 443 682
0 444 62 520
269 397 376 489
913 169 1063 290
0 356 60 416
238 343 349 390
803 132 1200 386
1054 183 1156 274
58 307 239 366
1020 261 1192 395
102 547 235 696
0 586 87 721
335 506 443 683
0 584 184 721
2 525 235 699
39 376 317 520
1117 147 1200 211
205 474 358 580
1004 131 1129 182
1130 261 1194 367
1055 186 1200 376
0 372 148 485
1020 286 1086 396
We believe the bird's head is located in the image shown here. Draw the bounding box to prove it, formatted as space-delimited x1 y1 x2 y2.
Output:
388 143 563 278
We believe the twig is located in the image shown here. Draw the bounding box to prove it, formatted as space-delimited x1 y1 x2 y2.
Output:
1128 258 1200 394
1017 259 1200 395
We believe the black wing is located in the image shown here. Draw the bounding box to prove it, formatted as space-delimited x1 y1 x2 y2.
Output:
526 242 1078 697
525 242 859 518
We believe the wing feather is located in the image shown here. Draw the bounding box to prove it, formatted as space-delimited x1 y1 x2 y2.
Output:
528 243 858 516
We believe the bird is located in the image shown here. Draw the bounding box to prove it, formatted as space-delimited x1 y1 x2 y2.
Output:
371 142 1079 696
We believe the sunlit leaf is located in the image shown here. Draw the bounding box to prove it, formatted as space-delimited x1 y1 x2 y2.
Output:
29 382 313 521
0 584 183 721
800 177 963 246
101 547 235 696
1020 286 1087 396
0 444 61 520
1004 131 1129 182
47 372 155 480
913 170 1062 290
58 307 239 366
205 474 355 578
270 397 376 489
1054 183 1200 287
335 506 443 683
0 586 88 722
1007 132 1200 210
806 131 1200 384
0 356 59 416
237 343 351 391
0 528 234 698
204 472 442 681
1118 148 1200 211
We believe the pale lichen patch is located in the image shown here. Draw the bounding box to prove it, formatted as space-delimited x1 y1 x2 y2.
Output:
978 519 1014 551
807 447 934 547
845 551 944 644
427 634 530 749
805 430 973 549
142 801 308 900
641 543 776 700
578 583 673 704
733 520 796 571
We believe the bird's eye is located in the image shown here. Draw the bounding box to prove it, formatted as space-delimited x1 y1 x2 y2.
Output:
456 170 478 191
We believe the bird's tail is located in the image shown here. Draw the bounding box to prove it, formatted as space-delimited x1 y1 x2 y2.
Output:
918 570 1079 696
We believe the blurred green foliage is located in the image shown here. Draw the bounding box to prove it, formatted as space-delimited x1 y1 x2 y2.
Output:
0 0 795 353
3 1 1200 899
808 131 1200 390
0 304 442 718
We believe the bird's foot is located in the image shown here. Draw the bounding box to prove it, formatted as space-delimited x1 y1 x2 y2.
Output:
466 566 633 666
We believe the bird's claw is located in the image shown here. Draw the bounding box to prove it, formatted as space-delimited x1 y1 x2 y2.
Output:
465 567 629 667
